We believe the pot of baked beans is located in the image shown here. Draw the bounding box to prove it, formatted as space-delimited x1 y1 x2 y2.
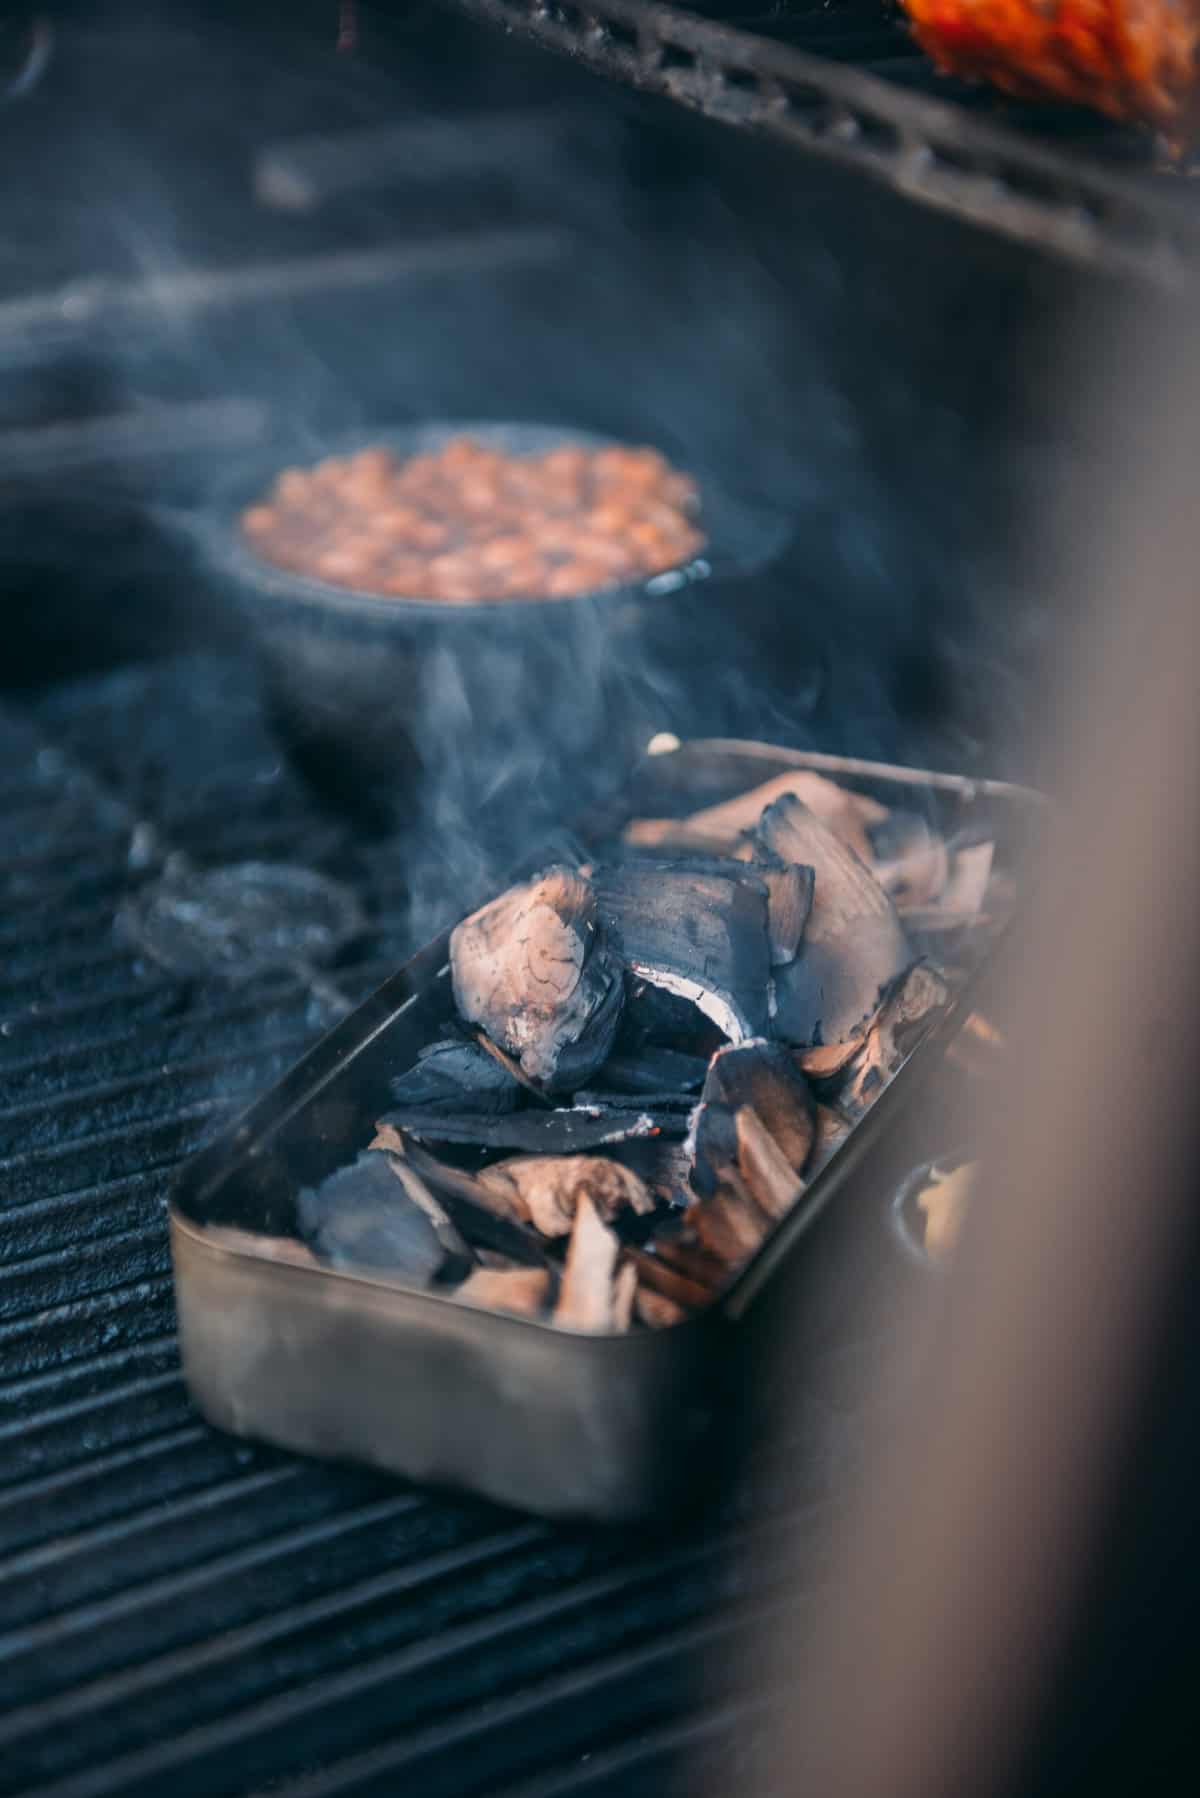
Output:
198 421 789 829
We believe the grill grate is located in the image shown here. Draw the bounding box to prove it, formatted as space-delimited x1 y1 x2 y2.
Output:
439 0 1200 285
0 654 867 1796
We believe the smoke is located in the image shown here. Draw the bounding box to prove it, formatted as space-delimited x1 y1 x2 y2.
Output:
3 0 1065 937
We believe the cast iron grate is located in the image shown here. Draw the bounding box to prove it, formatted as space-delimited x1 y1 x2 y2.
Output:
0 655 869 1797
440 0 1200 286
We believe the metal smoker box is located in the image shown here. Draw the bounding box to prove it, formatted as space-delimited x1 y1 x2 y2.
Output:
171 740 1042 1522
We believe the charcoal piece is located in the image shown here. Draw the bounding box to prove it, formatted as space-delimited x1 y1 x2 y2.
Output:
840 962 952 1117
761 796 911 1048
553 1195 623 1331
449 866 624 1091
867 812 949 909
598 1048 709 1096
371 1127 548 1265
377 1103 684 1154
690 1039 815 1198
572 1089 696 1112
479 1154 653 1238
594 860 771 1042
452 1266 553 1317
617 977 728 1058
296 1150 471 1283
626 769 888 862
389 1038 521 1116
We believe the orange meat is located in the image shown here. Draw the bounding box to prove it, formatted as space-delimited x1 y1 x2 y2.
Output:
902 0 1200 140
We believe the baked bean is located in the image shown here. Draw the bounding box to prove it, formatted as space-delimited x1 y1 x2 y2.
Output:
242 436 702 602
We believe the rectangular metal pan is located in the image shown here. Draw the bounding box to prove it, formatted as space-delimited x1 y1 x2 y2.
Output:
170 739 1044 1521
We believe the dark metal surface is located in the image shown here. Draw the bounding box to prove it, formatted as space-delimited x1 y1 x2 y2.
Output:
440 0 1200 285
0 658 910 1795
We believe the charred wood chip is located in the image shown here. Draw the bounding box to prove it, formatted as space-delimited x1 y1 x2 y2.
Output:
634 1286 688 1329
626 769 888 862
449 866 624 1091
370 1127 548 1265
761 796 911 1049
597 1047 709 1096
297 1150 472 1283
572 1088 696 1112
840 962 953 1117
594 860 771 1042
796 1037 864 1080
734 1104 805 1220
479 1154 653 1238
690 1039 814 1197
452 1265 553 1317
867 812 950 909
554 1194 623 1331
377 1103 684 1154
389 1038 521 1116
941 840 995 914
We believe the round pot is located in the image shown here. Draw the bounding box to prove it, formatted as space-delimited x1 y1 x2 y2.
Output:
191 422 791 831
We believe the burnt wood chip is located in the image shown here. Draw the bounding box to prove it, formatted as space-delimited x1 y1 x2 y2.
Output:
839 961 952 1118
297 1150 472 1283
691 1039 815 1199
370 1126 549 1265
389 1038 521 1116
377 1103 685 1153
594 860 772 1042
762 795 911 1049
450 866 624 1091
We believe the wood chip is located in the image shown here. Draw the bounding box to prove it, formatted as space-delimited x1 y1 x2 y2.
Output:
762 796 911 1049
734 1105 805 1220
808 1103 853 1175
840 962 953 1118
627 769 888 862
624 1245 714 1311
449 866 623 1091
691 1040 814 1197
689 1182 771 1264
612 1260 638 1331
479 1154 653 1238
554 1194 622 1331
634 1287 689 1329
453 1266 552 1316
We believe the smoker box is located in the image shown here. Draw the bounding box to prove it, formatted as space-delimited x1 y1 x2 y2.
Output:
170 739 1043 1522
